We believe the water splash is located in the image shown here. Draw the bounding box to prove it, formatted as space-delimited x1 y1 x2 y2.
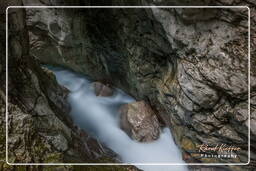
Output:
51 67 188 171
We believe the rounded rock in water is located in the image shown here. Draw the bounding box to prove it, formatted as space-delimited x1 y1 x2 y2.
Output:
119 101 161 142
92 82 114 97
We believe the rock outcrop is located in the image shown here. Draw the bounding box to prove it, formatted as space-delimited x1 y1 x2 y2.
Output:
120 101 161 142
93 82 114 97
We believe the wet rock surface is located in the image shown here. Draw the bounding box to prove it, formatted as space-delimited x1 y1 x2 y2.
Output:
120 101 161 142
22 1 256 169
93 82 114 97
0 1 140 171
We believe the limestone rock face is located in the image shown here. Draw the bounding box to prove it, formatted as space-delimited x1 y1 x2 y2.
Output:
11 0 256 170
0 0 122 167
93 82 113 97
0 1 142 171
120 101 160 142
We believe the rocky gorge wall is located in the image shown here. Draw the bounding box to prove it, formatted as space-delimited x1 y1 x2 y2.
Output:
1 0 256 170
0 0 139 170
22 0 256 170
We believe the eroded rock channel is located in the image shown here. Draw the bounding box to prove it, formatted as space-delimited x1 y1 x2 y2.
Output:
50 66 187 171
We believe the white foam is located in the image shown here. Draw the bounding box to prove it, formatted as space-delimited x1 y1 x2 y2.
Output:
51 68 188 171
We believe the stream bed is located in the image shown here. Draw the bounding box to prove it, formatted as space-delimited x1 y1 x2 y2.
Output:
51 67 188 171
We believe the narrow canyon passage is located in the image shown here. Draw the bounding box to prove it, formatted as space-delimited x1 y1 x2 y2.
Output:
2 0 255 170
50 66 188 171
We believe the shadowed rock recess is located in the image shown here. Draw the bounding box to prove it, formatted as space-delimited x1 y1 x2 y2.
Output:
0 0 139 171
0 0 256 170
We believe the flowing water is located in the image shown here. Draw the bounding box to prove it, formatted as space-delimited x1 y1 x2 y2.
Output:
50 67 188 171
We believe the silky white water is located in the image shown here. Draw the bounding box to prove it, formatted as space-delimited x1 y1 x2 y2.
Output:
51 67 188 171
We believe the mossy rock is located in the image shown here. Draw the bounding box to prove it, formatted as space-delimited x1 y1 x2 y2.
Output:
45 153 63 163
181 137 196 151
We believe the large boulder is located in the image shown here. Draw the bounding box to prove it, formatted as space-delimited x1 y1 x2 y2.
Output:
119 101 161 142
93 82 114 97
